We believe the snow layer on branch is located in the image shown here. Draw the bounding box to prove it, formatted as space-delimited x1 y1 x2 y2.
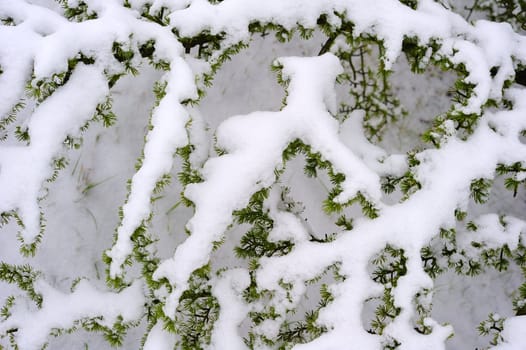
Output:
0 1 67 34
2 0 526 348
108 58 197 278
1 0 193 267
0 65 107 243
32 1 183 79
209 269 250 350
255 89 526 348
457 214 526 257
0 1 187 118
490 316 526 350
0 279 144 350
0 0 67 118
0 24 35 119
153 53 382 318
170 0 526 113
169 0 467 67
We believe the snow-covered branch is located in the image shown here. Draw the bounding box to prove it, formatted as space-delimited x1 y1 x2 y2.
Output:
1 0 526 349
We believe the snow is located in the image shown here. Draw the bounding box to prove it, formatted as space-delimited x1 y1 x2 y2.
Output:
143 322 176 350
1 0 526 349
108 58 196 278
491 316 526 350
170 0 469 68
0 279 144 350
209 269 250 350
0 64 108 243
0 25 38 119
153 53 385 319
255 88 526 348
457 214 526 256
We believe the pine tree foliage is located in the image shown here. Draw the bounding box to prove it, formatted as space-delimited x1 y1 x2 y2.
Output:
1 0 526 349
